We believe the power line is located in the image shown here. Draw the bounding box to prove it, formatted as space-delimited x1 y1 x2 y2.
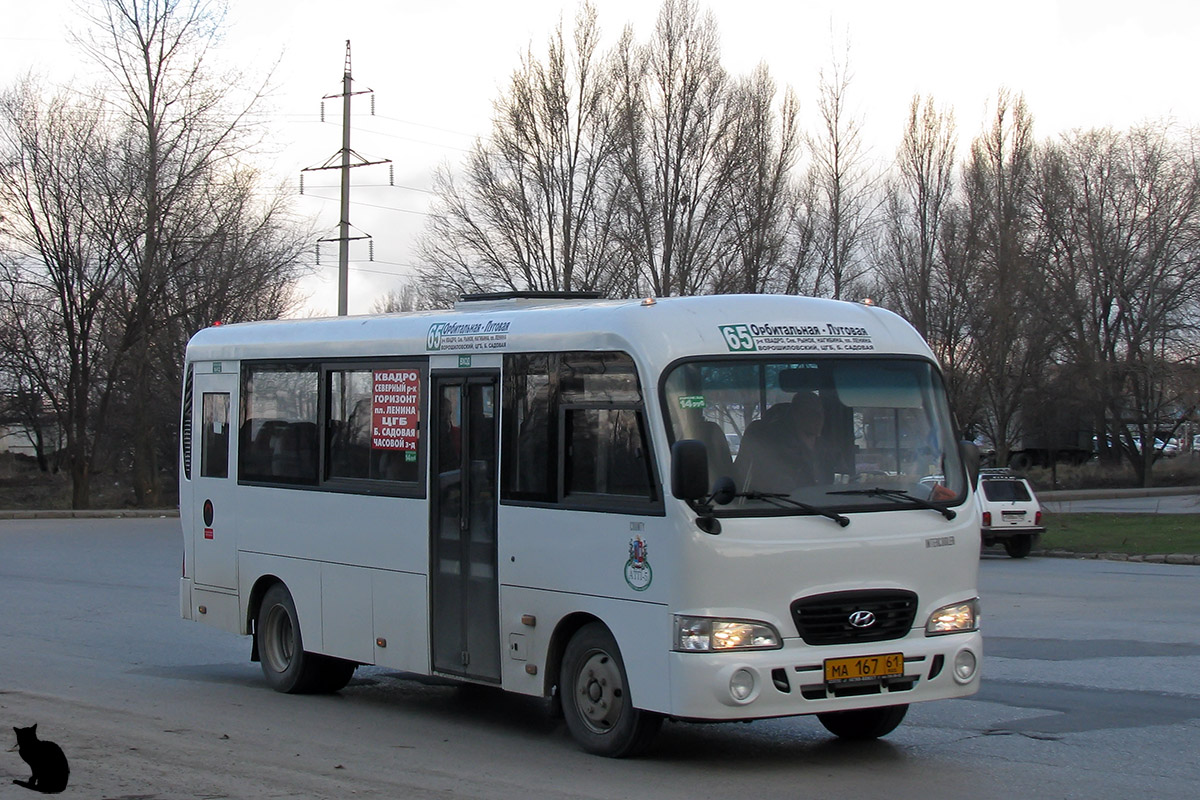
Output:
301 191 440 218
301 181 435 194
314 262 420 278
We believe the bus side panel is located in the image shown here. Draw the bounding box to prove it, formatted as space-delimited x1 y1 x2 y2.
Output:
236 489 427 575
372 570 430 672
321 563 375 663
498 585 672 714
318 564 431 668
238 551 322 642
190 587 241 634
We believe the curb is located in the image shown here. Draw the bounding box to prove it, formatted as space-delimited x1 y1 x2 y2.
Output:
1031 549 1200 565
0 509 179 520
1038 485 1200 502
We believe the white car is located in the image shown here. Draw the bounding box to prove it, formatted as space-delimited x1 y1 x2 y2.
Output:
977 470 1044 558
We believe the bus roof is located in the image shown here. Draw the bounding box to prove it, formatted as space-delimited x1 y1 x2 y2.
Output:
184 293 935 367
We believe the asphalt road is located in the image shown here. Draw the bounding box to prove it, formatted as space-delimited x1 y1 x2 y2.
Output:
1 518 1198 799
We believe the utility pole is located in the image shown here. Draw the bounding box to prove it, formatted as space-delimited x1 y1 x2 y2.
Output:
302 41 391 316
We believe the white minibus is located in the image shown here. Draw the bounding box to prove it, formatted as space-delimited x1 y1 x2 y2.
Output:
179 292 982 756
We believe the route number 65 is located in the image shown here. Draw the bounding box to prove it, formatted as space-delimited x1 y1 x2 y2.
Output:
719 324 756 351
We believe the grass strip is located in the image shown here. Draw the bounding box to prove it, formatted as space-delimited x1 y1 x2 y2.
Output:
1041 513 1200 555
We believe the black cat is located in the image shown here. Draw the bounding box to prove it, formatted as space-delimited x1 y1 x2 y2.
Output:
11 724 69 794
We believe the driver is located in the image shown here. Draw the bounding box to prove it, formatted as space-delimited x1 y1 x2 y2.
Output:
736 392 829 492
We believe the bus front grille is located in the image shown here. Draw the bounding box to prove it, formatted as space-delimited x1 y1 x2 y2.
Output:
790 590 918 645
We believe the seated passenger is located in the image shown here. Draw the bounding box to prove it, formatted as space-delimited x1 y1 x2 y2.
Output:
735 392 828 493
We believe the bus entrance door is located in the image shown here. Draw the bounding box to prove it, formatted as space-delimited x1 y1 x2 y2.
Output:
430 372 501 682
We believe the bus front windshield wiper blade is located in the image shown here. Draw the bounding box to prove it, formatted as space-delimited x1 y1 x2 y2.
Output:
826 487 957 520
738 490 850 528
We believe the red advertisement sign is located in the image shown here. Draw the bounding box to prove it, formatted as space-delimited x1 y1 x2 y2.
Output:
371 370 420 451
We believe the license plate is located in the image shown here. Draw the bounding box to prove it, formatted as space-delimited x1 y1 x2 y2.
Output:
1002 510 1026 518
824 653 905 684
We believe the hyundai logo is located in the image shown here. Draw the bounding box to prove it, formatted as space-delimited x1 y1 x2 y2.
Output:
848 610 877 628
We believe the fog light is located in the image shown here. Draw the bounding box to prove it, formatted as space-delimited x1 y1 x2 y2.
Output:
730 668 756 702
953 649 978 684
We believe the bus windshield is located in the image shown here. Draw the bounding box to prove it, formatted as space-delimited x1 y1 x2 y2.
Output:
663 357 966 515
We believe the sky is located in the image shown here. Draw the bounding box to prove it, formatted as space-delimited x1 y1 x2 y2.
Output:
4 0 1199 315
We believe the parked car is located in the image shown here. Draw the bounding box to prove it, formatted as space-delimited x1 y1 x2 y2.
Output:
1093 434 1179 457
977 469 1044 559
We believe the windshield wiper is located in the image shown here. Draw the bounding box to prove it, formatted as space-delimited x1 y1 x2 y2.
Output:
736 490 850 528
826 487 957 520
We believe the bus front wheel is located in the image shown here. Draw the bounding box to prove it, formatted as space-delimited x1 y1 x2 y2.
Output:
257 583 356 694
817 704 908 740
560 623 662 757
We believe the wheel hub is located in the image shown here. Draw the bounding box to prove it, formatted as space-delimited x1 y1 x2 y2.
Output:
575 651 623 733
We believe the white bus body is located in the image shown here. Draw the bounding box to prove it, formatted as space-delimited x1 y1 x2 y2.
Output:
179 293 981 756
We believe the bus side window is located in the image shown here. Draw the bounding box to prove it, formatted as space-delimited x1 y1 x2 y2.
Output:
501 355 556 503
503 351 659 509
239 364 319 486
326 367 423 485
563 407 653 499
200 393 230 479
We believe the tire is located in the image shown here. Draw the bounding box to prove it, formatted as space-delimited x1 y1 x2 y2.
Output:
817 704 908 740
257 583 356 694
560 622 662 757
1008 452 1033 471
1004 534 1034 559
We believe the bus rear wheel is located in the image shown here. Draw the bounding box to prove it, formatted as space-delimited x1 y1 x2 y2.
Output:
560 623 662 757
257 583 356 694
817 704 908 740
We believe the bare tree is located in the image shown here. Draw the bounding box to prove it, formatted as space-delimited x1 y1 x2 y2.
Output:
1035 122 1200 484
611 0 738 296
711 64 801 294
370 280 428 314
0 76 129 506
806 40 877 300
961 90 1053 465
877 95 957 338
417 2 627 299
73 0 302 504
0 1 306 508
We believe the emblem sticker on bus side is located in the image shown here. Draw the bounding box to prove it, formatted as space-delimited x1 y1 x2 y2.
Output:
624 536 652 591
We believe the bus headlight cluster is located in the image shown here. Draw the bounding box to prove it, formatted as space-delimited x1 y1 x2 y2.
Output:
925 599 979 635
674 616 781 652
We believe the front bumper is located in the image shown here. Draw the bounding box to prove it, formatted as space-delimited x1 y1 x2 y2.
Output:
665 630 981 721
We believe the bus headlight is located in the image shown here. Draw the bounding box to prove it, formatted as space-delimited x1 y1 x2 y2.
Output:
674 616 781 652
925 599 979 635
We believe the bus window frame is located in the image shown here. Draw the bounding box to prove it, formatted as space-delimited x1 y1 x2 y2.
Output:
236 357 429 498
657 352 969 514
557 401 662 513
500 350 665 517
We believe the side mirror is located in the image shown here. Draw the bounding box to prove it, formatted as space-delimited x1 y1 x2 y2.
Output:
671 439 709 501
959 440 980 487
